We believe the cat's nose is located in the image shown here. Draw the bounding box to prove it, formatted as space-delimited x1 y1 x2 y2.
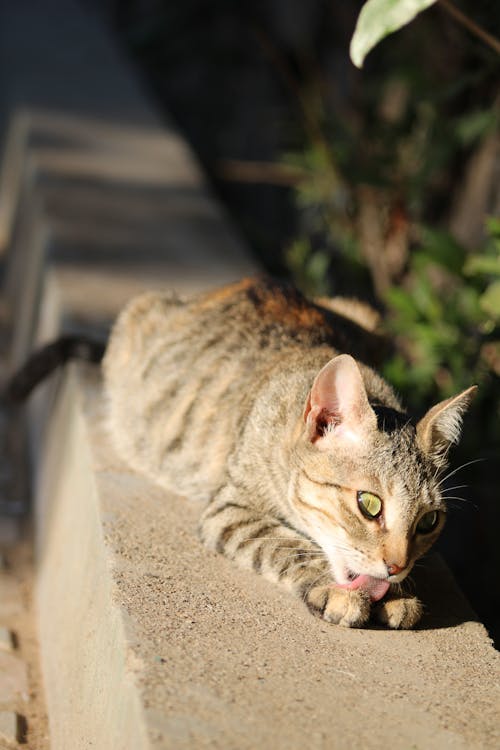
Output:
385 561 404 577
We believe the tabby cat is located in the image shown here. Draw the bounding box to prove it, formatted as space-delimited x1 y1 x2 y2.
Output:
100 277 475 629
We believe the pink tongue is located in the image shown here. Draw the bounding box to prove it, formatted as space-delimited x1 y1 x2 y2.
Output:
337 575 390 602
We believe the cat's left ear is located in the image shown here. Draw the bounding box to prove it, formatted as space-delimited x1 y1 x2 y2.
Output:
303 354 377 449
416 386 477 463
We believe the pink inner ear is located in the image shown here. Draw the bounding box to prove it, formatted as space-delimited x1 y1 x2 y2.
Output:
313 374 342 418
304 354 376 446
305 403 340 442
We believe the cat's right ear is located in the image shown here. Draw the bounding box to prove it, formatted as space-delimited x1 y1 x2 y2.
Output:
303 354 377 449
416 386 477 465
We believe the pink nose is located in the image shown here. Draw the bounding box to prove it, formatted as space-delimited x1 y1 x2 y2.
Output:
386 562 404 577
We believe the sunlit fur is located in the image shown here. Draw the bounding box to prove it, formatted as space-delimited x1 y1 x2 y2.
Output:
290 424 445 587
103 277 475 629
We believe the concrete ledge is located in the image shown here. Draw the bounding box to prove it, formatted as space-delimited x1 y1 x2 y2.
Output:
34 370 148 750
33 364 500 749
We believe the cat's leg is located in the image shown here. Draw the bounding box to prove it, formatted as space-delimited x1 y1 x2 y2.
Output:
199 485 371 627
372 588 423 629
306 583 371 627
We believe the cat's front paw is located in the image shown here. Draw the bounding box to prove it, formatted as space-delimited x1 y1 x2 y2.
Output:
373 595 422 629
306 584 371 628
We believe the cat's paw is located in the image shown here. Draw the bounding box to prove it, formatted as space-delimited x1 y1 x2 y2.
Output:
306 585 371 628
373 595 422 629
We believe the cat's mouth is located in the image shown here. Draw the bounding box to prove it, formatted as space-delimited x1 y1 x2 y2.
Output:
336 571 390 602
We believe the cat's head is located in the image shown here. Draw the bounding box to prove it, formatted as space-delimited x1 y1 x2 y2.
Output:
291 354 476 592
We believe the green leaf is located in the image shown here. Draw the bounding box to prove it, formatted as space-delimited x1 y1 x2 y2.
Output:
480 281 500 321
350 0 438 69
385 287 418 321
417 228 466 274
486 216 500 240
464 255 500 278
308 251 330 285
456 286 482 324
454 110 498 145
411 276 442 321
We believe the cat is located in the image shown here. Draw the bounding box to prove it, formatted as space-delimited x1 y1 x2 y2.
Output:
97 276 475 629
4 277 475 628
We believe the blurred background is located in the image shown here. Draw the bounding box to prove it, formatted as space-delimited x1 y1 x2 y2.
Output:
80 0 500 642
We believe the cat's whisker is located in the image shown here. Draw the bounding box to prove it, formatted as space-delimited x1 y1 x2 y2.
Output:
271 551 327 560
440 484 468 493
443 496 479 509
279 550 327 558
432 447 458 481
273 548 325 554
277 553 328 571
390 581 403 597
436 458 486 489
237 535 355 566
237 537 317 545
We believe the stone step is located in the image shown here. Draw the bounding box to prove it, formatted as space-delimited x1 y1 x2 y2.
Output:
2 113 253 370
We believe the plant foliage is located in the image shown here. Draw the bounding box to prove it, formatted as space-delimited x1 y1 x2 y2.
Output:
283 0 499 437
350 0 438 68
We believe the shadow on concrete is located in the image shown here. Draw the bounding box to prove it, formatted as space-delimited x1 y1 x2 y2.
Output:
410 553 481 632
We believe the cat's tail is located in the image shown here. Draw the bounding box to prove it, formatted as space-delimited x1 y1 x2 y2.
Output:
3 335 106 403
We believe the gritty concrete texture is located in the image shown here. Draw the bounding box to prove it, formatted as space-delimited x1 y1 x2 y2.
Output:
0 628 14 653
33 363 500 750
0 650 26 706
0 539 49 749
0 711 18 747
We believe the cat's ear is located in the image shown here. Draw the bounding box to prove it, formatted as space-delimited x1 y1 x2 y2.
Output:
416 386 477 463
303 354 377 449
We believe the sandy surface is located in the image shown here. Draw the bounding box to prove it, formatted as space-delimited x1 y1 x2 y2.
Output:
0 533 50 750
84 369 500 750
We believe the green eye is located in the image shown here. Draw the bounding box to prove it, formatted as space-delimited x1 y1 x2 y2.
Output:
357 491 382 519
416 510 439 535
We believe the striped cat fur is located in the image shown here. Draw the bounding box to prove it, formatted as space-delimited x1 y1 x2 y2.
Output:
103 277 475 628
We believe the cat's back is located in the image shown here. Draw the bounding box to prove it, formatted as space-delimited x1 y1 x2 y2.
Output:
103 277 382 500
106 276 381 369
104 277 335 396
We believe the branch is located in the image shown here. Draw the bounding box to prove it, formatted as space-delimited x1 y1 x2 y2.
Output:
439 0 500 55
217 159 306 186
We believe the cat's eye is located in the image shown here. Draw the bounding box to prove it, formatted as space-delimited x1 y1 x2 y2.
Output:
357 491 382 519
416 510 439 535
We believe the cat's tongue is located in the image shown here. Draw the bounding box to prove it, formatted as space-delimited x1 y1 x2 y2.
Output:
337 574 390 602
